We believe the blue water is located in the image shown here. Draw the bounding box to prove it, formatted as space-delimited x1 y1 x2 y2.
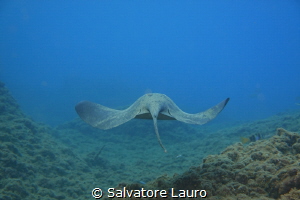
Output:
0 1 300 126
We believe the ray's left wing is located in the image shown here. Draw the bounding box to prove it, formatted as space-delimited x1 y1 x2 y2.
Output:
75 100 142 130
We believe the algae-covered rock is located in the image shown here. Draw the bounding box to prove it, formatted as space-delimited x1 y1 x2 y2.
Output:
0 81 92 199
114 128 300 199
0 81 23 117
2 80 300 200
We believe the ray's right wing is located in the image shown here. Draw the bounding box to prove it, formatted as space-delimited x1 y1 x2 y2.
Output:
169 98 230 125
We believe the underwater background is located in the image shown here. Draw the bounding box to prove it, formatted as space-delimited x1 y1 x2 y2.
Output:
1 1 300 199
1 1 300 126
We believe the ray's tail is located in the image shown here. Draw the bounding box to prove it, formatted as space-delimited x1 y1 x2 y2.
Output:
152 117 167 153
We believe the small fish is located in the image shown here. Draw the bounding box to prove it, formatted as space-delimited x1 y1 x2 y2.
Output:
176 154 182 158
240 133 265 144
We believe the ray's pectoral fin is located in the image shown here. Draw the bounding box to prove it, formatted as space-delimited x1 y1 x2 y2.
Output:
171 98 230 125
75 101 139 130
